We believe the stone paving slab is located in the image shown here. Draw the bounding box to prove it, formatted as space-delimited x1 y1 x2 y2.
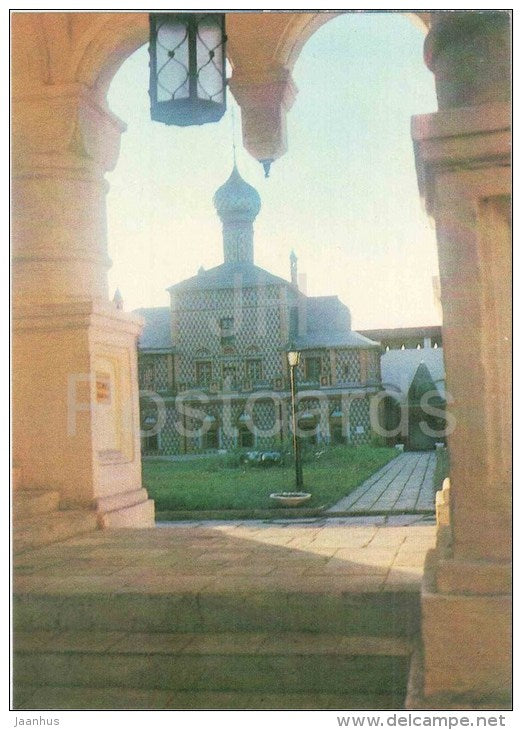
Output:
14 519 436 597
17 630 413 657
327 452 436 514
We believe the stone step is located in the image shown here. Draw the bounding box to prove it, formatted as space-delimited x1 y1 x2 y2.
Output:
12 489 61 520
14 630 412 699
15 685 405 711
13 510 99 554
13 589 421 637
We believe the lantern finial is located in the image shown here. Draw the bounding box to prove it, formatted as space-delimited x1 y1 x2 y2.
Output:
260 159 273 178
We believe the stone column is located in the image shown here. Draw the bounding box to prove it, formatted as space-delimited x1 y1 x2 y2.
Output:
12 83 154 527
408 11 511 707
229 67 298 166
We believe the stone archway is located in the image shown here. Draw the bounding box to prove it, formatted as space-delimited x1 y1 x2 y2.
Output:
226 11 429 162
11 12 155 526
11 10 512 708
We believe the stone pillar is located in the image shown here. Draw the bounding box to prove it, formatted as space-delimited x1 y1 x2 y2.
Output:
229 67 298 165
12 83 154 527
318 398 330 444
408 11 511 708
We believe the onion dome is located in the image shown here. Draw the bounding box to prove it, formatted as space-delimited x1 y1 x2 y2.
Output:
213 164 261 222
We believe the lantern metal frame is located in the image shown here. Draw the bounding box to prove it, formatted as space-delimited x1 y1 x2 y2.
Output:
149 12 227 127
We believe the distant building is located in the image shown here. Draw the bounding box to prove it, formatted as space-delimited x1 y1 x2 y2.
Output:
359 326 442 352
368 330 446 450
135 166 382 455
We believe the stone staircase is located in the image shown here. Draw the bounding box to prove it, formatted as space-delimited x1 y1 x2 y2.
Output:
13 587 420 710
12 467 99 554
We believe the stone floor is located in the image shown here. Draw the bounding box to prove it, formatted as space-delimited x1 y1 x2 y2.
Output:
328 452 436 514
14 518 436 595
14 519 437 710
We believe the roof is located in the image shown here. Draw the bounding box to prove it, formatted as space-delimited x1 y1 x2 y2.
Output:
306 296 351 334
133 307 172 349
380 348 446 400
294 330 380 350
137 281 380 353
213 164 261 221
359 325 442 342
167 262 290 292
292 296 377 350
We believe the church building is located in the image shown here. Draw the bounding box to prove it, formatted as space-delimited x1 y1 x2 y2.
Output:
135 165 382 455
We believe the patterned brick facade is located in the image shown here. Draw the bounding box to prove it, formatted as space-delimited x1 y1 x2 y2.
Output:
136 166 381 455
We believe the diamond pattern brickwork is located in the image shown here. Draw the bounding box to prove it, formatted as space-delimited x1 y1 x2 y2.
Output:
336 350 361 385
367 350 380 382
175 285 287 389
349 397 372 445
138 354 170 392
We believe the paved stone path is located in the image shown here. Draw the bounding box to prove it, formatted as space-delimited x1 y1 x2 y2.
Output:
14 518 436 595
327 451 436 515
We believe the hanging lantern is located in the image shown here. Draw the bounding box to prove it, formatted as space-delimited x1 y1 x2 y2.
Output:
149 13 227 126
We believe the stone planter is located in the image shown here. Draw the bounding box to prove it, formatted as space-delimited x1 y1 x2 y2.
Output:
269 492 312 507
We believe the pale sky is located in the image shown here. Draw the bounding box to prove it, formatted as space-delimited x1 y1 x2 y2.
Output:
106 11 441 330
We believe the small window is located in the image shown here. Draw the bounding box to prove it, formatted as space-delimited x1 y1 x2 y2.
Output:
220 316 235 346
222 364 237 388
305 357 321 382
238 426 254 448
220 316 234 331
246 359 263 383
196 361 212 386
142 433 159 453
203 428 219 450
139 359 155 389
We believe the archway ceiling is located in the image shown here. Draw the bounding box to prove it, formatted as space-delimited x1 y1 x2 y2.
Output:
12 10 430 91
226 11 429 82
11 11 431 163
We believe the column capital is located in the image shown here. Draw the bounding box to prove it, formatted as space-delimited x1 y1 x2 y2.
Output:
411 102 511 216
229 68 298 163
423 10 511 109
12 82 125 175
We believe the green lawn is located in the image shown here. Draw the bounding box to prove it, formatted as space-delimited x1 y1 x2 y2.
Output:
142 445 397 513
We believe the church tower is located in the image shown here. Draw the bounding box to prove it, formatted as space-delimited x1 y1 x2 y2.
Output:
213 165 261 264
290 249 298 287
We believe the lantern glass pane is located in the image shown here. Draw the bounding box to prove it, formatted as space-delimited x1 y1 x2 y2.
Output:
287 351 300 368
196 15 225 103
155 16 190 101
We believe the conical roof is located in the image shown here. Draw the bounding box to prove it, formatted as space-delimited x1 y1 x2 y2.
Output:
213 164 261 220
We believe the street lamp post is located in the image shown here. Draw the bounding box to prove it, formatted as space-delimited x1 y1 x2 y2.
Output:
287 349 304 491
